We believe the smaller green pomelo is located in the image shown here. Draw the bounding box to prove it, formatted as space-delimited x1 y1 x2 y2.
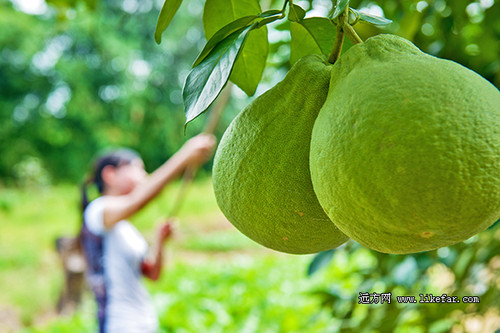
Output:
213 55 348 254
310 34 500 254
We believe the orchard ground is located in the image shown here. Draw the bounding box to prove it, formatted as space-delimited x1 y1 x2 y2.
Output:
0 179 340 332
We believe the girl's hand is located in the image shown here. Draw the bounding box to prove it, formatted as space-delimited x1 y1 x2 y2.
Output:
179 134 217 167
157 219 176 243
141 219 176 281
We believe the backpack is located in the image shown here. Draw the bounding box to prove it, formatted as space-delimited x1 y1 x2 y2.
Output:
80 221 107 333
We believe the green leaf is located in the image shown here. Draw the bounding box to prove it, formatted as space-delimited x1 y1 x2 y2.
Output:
301 18 336 55
203 0 262 38
259 9 283 18
154 0 183 44
453 248 475 280
193 16 258 67
332 0 350 19
230 27 268 96
255 14 283 29
351 8 392 26
290 22 321 64
488 218 500 230
274 19 291 31
203 0 268 96
307 249 335 276
288 4 306 22
290 17 336 64
183 25 253 125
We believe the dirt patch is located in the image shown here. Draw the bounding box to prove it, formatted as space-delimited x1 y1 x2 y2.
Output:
0 305 21 333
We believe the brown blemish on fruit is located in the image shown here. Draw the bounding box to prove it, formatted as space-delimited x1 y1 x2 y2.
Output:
420 231 434 238
283 237 289 241
298 212 304 217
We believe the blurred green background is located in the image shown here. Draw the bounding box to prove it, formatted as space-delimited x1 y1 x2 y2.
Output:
0 0 499 332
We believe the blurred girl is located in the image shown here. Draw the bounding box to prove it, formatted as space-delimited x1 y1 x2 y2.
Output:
80 134 216 333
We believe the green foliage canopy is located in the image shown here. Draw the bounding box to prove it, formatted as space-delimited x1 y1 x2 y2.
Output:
0 0 214 183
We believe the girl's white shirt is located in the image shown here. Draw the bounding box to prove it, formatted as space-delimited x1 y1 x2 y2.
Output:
84 196 159 333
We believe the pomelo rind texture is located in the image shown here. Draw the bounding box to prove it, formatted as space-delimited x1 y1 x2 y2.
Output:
213 55 349 254
310 34 500 254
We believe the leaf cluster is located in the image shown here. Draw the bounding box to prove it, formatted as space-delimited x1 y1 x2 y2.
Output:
155 0 392 126
307 221 500 332
156 0 499 128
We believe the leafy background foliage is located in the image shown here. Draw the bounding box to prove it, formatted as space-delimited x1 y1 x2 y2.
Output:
1 0 229 184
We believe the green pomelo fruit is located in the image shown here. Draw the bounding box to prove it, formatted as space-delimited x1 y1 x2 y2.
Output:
213 54 349 254
310 34 500 254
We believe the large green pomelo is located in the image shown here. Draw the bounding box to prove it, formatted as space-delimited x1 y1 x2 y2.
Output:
310 34 500 254
213 55 348 254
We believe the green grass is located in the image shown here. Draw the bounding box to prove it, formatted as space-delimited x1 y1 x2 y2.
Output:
0 185 81 327
0 179 337 332
150 254 337 333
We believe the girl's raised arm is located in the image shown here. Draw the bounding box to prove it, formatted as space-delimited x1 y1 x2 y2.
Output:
102 134 216 229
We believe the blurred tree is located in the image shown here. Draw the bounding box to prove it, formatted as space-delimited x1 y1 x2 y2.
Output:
348 0 500 87
0 0 220 184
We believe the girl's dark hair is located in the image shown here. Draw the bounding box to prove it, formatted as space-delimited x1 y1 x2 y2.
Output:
81 148 141 211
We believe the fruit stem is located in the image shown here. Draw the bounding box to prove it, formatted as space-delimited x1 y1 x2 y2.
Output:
328 6 348 64
328 24 344 64
343 22 363 44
